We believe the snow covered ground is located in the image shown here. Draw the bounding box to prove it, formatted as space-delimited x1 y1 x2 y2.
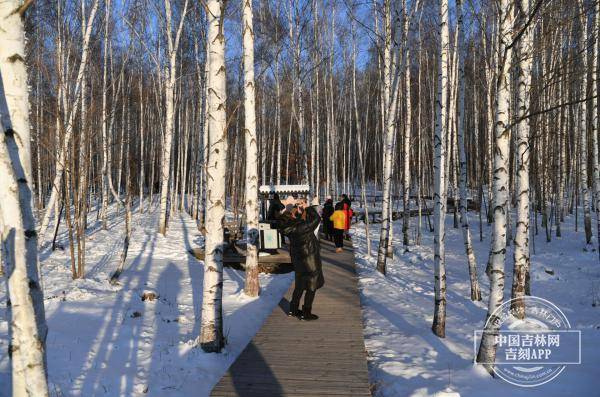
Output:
0 205 293 396
353 213 600 397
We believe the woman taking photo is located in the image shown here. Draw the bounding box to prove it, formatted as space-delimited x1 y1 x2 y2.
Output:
276 198 324 321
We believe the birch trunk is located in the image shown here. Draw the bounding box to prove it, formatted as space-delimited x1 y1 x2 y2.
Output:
511 0 534 318
376 0 400 274
38 0 99 242
402 0 411 250
351 15 371 256
456 0 481 301
591 1 600 259
0 1 49 393
242 0 260 297
158 0 188 235
200 0 226 353
110 140 132 284
477 0 514 374
139 74 145 212
100 0 112 228
579 0 593 246
432 0 450 338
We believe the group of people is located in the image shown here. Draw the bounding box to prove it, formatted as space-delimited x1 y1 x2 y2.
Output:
266 193 354 321
321 194 353 252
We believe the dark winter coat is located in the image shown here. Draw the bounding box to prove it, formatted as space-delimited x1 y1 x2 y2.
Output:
341 196 352 209
278 206 325 292
322 201 334 235
267 197 285 220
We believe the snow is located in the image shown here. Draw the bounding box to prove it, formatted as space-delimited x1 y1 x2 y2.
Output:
353 213 600 397
0 205 293 396
2 201 598 396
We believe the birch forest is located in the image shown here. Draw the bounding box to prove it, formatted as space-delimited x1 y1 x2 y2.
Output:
1 0 600 395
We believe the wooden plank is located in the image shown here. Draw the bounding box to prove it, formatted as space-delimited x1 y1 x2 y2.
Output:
210 238 372 396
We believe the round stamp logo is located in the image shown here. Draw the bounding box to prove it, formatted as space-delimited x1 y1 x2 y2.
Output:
475 296 581 387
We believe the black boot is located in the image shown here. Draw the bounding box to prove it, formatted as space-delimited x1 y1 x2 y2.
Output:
300 306 319 321
287 301 302 317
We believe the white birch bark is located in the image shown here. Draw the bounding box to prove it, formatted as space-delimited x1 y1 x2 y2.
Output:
376 0 400 274
401 0 414 250
477 0 514 373
100 0 112 228
0 1 49 393
591 1 600 259
511 0 535 318
242 0 260 297
431 0 450 338
578 0 593 246
329 4 337 197
158 0 188 235
456 0 481 301
312 0 321 201
200 0 226 353
139 73 145 212
38 0 99 241
351 13 371 256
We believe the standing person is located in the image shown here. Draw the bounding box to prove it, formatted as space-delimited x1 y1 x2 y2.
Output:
266 193 285 221
321 197 334 241
267 193 287 245
277 199 324 320
341 194 352 208
339 194 354 240
330 203 346 253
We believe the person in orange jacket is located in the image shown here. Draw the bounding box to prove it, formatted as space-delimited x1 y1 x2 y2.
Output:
329 203 346 253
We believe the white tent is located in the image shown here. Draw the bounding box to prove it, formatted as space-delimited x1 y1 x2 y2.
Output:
258 184 310 195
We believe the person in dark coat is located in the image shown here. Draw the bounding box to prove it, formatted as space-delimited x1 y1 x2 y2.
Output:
266 193 285 221
340 194 352 208
276 201 324 321
321 198 334 241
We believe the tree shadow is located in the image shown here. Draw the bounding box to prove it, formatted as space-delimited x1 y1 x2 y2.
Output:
148 262 183 394
227 342 284 397
72 231 157 396
179 214 206 339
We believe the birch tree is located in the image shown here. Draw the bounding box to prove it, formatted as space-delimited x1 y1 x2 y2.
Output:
38 0 99 243
376 0 401 274
242 0 260 297
431 0 450 338
0 0 49 393
199 0 227 353
158 0 189 235
350 5 371 256
578 0 593 246
100 0 112 229
591 0 600 259
456 0 481 301
477 0 514 373
511 0 535 318
401 0 413 251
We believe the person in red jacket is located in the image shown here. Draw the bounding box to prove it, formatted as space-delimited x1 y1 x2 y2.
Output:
338 194 353 240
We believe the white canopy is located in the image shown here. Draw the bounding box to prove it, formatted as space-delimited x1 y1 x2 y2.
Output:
259 184 310 194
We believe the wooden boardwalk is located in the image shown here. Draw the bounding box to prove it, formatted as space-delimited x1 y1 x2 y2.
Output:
211 239 371 397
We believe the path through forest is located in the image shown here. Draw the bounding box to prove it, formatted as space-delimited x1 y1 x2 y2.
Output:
212 239 371 396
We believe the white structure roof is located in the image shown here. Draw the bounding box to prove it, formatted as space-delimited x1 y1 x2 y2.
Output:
259 184 310 194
